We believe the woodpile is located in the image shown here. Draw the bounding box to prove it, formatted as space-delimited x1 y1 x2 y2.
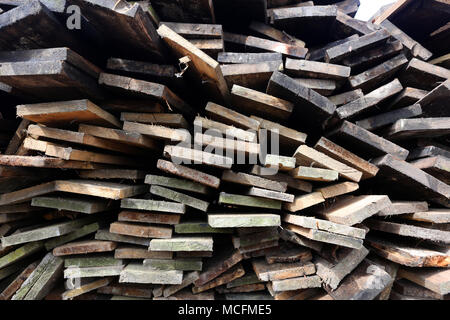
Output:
0 0 448 301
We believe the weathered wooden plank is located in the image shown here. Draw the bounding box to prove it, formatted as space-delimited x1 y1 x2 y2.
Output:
78 169 147 180
97 283 153 298
308 34 359 62
250 165 312 193
222 170 287 192
292 78 336 96
218 192 282 210
397 268 450 296
341 40 403 72
45 222 101 251
68 0 165 61
157 24 230 105
403 209 450 224
365 219 450 244
31 196 111 214
379 19 432 61
279 228 323 253
64 265 124 279
262 154 296 172
95 229 150 247
333 10 377 38
0 241 43 269
17 254 63 300
249 20 305 47
337 78 404 120
223 32 308 59
290 167 338 182
0 261 38 300
328 89 363 106
400 58 450 91
284 223 363 249
416 79 449 117
194 248 243 287
319 195 392 226
156 159 220 189
315 246 369 290
293 145 362 182
355 104 422 131
1 215 100 247
164 145 233 169
284 213 366 239
118 211 180 225
53 240 116 257
327 259 392 300
173 221 232 235
265 244 312 265
284 192 326 212
145 174 211 196
267 71 336 125
115 246 173 260
110 222 172 239
271 5 338 46
372 154 450 207
159 22 221 39
150 185 209 212
205 101 260 131
194 132 260 157
2 3 86 50
192 263 245 294
149 237 213 252
17 100 119 128
246 187 294 203
251 115 307 150
64 256 123 268
325 29 390 63
367 236 450 267
393 279 446 300
194 116 257 142
272 275 322 292
221 61 282 92
384 118 450 141
208 214 281 228
27 124 147 156
285 58 350 80
143 258 202 271
106 58 178 85
252 258 315 282
62 277 112 300
120 113 188 129
231 84 294 121
218 52 283 64
410 156 450 184
326 120 409 160
163 271 200 297
316 182 359 199
78 124 160 150
378 201 429 217
408 145 450 161
120 198 185 214
119 264 182 285
99 73 194 118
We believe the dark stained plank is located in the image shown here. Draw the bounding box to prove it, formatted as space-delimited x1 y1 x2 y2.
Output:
348 54 408 92
355 104 422 131
372 154 450 207
384 118 450 140
223 32 308 59
326 120 409 160
68 0 165 61
266 71 336 126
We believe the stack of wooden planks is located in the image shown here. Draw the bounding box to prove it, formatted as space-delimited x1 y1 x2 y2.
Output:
0 0 448 301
